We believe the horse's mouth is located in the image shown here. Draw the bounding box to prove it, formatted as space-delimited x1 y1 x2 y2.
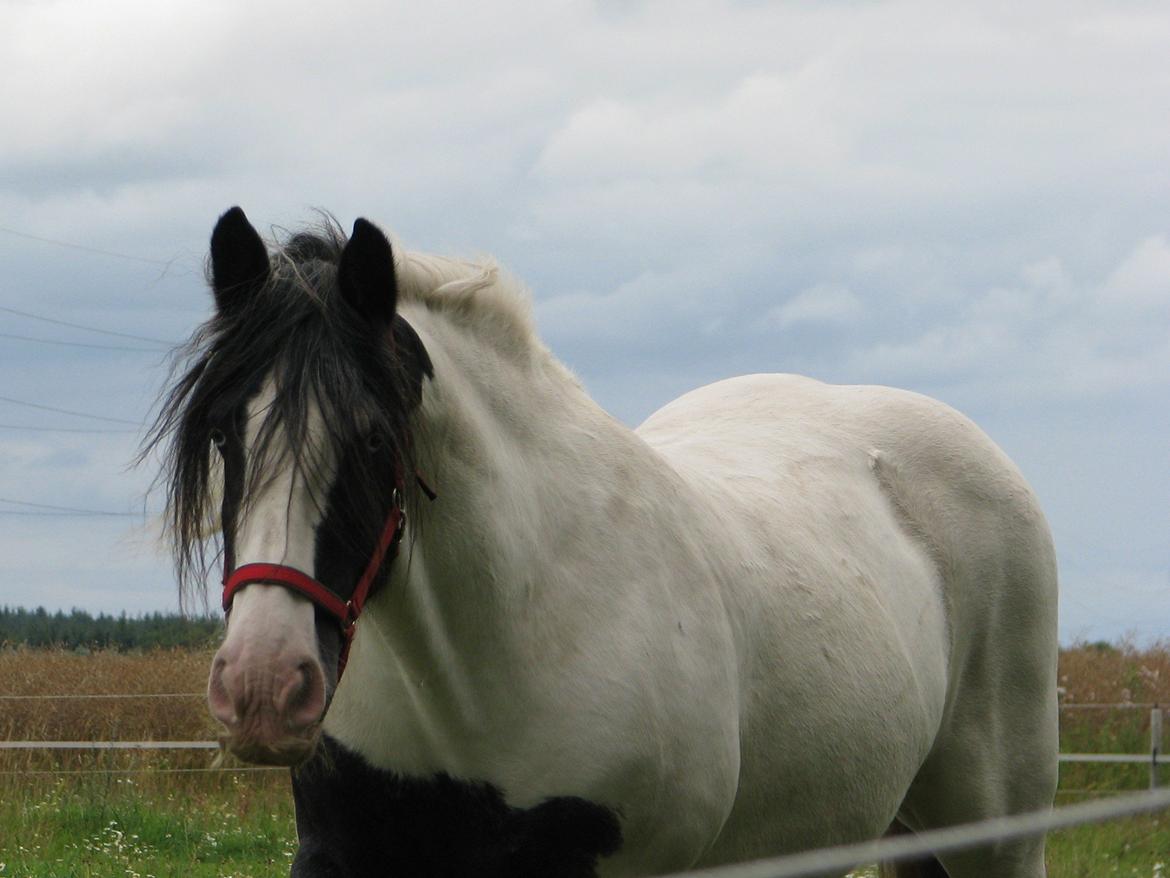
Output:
218 725 323 767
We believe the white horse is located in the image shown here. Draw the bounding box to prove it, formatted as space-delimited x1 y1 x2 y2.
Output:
151 208 1059 877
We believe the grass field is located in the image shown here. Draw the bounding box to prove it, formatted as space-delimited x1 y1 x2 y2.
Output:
1 642 1167 877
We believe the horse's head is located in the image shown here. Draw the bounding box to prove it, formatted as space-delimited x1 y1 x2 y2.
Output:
149 208 430 765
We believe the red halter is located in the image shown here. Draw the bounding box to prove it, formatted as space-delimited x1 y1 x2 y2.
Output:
221 481 408 677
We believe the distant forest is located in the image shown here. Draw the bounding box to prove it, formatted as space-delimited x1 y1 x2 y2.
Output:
0 606 221 650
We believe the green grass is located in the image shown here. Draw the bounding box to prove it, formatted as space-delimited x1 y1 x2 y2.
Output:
0 705 1165 877
2 775 1167 878
1046 809 1167 877
0 772 296 878
836 809 1168 877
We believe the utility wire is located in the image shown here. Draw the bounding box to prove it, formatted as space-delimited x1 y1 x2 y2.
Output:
0 511 141 518
0 394 142 426
0 224 177 267
0 304 179 346
0 423 137 434
0 496 141 517
0 331 167 353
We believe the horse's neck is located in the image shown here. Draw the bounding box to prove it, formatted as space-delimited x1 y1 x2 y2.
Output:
407 304 640 609
336 305 676 741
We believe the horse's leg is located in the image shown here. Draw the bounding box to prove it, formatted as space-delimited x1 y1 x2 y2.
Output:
891 614 1059 878
878 820 948 878
290 842 343 878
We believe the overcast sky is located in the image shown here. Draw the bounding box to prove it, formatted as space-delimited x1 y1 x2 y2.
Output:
1 0 1167 644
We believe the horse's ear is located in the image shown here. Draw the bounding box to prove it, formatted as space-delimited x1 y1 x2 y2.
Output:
338 218 397 328
209 207 269 314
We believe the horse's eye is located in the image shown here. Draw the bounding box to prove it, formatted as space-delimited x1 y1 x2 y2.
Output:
366 432 384 453
210 428 227 450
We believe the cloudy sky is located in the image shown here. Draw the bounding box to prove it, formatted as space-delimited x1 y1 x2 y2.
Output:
1 0 1167 643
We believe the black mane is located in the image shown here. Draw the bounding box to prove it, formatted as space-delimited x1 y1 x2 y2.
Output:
143 219 430 608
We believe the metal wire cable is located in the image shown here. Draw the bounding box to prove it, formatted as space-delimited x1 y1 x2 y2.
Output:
0 496 141 517
0 741 218 750
0 331 167 353
663 789 1170 878
0 766 284 776
0 394 142 425
0 692 203 700
0 225 177 267
0 303 179 346
0 423 138 434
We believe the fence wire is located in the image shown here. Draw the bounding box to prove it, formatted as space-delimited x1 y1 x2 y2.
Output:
0 692 202 700
0 766 283 776
660 788 1170 878
2 694 1166 875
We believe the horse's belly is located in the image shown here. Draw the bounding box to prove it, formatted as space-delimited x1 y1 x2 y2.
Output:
704 542 947 864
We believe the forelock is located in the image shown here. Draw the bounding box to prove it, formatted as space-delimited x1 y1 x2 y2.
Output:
145 220 419 607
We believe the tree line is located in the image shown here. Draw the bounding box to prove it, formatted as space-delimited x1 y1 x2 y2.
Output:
0 606 221 650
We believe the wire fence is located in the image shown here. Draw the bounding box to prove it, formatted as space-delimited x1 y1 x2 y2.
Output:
2 695 1166 876
660 788 1170 878
0 691 201 700
2 698 1162 775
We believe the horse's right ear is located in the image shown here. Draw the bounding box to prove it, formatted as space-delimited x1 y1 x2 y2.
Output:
209 207 269 313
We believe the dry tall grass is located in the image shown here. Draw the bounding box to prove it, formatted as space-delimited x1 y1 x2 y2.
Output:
2 641 1167 774
2 641 1168 875
1058 639 1170 705
0 646 218 773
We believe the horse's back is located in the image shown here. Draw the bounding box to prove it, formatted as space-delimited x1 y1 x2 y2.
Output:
635 374 1058 871
637 373 1056 626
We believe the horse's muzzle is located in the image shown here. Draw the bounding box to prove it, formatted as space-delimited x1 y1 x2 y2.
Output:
208 644 327 766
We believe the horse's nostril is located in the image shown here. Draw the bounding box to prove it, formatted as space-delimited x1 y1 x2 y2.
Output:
277 660 326 730
207 656 239 726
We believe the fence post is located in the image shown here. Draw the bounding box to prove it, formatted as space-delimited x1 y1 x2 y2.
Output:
1152 706 1163 790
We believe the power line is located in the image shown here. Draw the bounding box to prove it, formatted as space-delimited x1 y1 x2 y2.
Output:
0 394 142 426
0 511 141 518
0 304 179 346
0 224 177 267
0 496 141 517
0 423 137 434
0 331 167 353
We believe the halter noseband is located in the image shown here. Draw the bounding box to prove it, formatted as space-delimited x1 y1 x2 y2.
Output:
221 478 408 677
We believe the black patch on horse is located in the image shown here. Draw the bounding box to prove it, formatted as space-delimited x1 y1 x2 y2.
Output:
143 210 432 618
290 735 623 878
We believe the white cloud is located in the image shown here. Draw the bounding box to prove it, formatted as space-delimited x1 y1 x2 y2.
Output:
1 0 1169 640
765 283 863 329
846 236 1170 402
1100 235 1170 313
534 71 844 184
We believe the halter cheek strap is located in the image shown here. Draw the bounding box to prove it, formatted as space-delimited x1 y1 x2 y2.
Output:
221 484 407 678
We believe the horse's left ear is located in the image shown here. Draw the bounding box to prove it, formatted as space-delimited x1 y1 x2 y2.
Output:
338 218 397 328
